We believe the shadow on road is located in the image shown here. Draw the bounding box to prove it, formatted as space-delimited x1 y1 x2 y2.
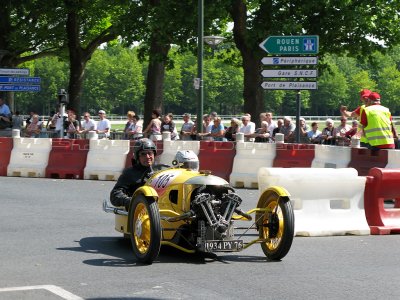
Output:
57 236 274 266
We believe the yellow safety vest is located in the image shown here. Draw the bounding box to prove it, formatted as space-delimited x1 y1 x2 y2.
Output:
358 105 368 144
363 105 394 147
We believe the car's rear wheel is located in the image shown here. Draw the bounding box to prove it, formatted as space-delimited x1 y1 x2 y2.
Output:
258 189 294 261
129 195 161 264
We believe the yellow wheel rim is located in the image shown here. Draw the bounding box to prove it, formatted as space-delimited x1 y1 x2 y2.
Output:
133 203 151 254
262 200 284 251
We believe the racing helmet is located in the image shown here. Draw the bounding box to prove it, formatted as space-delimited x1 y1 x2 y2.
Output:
173 150 199 171
133 138 157 164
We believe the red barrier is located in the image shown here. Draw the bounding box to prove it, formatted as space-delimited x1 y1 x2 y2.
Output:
0 137 13 176
198 141 236 181
364 167 400 235
348 148 388 176
45 139 89 179
273 143 315 168
125 140 164 168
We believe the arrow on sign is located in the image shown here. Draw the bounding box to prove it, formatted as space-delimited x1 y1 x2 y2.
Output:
259 35 319 54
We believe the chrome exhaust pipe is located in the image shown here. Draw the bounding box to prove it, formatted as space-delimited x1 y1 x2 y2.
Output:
102 199 128 216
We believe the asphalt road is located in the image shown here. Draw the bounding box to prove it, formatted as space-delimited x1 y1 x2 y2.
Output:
1 176 399 300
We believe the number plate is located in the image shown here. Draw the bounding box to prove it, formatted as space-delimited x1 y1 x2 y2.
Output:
204 240 243 252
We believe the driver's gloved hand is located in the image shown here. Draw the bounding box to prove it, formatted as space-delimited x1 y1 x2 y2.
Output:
123 199 130 211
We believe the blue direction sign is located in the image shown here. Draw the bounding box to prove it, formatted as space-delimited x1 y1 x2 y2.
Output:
0 76 41 84
259 35 319 54
0 68 30 76
261 56 318 65
0 85 41 92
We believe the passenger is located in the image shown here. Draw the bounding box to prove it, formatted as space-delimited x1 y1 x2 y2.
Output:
110 138 157 210
174 150 199 171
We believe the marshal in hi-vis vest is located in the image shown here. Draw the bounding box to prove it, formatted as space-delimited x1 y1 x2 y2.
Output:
363 105 394 147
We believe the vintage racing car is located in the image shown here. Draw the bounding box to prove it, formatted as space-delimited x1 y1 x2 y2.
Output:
103 150 295 264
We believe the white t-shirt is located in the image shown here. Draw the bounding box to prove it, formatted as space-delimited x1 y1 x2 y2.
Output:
97 119 111 137
82 118 96 131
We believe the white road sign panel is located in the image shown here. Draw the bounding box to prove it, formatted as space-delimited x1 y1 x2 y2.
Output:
261 57 318 65
261 81 317 90
261 69 317 78
0 68 30 75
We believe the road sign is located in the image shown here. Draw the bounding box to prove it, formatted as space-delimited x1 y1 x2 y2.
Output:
0 85 41 92
261 81 317 90
261 56 318 65
0 68 30 76
261 69 317 78
0 76 41 84
259 35 319 54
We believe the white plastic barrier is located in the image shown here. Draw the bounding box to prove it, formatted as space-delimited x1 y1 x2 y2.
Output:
258 167 370 236
84 139 130 181
229 142 276 189
311 144 352 168
385 149 400 168
7 137 52 178
159 140 200 166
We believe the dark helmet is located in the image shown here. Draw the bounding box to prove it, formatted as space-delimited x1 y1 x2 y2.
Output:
132 138 157 165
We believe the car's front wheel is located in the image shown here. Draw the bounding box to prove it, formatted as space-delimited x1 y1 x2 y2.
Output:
129 195 161 264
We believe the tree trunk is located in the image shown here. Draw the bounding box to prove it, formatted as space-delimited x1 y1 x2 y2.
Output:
143 36 170 127
230 0 264 126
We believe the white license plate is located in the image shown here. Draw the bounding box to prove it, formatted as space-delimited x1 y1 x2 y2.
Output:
204 240 243 252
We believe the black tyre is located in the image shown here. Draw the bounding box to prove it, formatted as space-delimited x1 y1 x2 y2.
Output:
129 195 161 264
257 190 294 261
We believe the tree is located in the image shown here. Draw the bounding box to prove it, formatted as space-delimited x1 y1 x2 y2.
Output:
0 0 65 109
226 0 400 125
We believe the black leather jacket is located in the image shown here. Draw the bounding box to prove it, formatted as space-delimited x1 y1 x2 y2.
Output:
110 163 151 210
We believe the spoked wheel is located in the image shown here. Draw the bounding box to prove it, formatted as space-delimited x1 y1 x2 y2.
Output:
129 195 161 264
257 188 294 261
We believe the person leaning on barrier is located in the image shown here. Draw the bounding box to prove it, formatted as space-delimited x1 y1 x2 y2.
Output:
360 92 396 150
110 138 157 211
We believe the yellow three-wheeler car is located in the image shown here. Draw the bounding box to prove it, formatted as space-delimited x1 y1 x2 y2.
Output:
104 160 294 264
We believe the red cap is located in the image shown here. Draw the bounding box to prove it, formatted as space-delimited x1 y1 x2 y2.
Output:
368 92 381 101
360 89 371 99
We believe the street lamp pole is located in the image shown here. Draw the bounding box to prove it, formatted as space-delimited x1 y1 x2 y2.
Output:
196 0 204 133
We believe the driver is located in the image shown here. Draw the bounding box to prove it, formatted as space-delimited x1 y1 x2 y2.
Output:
110 138 156 210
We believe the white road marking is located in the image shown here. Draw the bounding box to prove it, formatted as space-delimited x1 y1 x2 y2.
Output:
0 285 83 300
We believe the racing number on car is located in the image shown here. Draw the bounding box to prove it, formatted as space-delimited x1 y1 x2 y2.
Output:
154 173 176 189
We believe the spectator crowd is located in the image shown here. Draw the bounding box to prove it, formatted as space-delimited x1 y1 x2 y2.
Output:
0 88 397 149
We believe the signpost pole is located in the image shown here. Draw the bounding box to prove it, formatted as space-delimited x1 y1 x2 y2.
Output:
295 90 301 143
196 0 204 134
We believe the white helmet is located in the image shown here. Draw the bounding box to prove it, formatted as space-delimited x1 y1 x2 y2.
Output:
173 150 199 171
